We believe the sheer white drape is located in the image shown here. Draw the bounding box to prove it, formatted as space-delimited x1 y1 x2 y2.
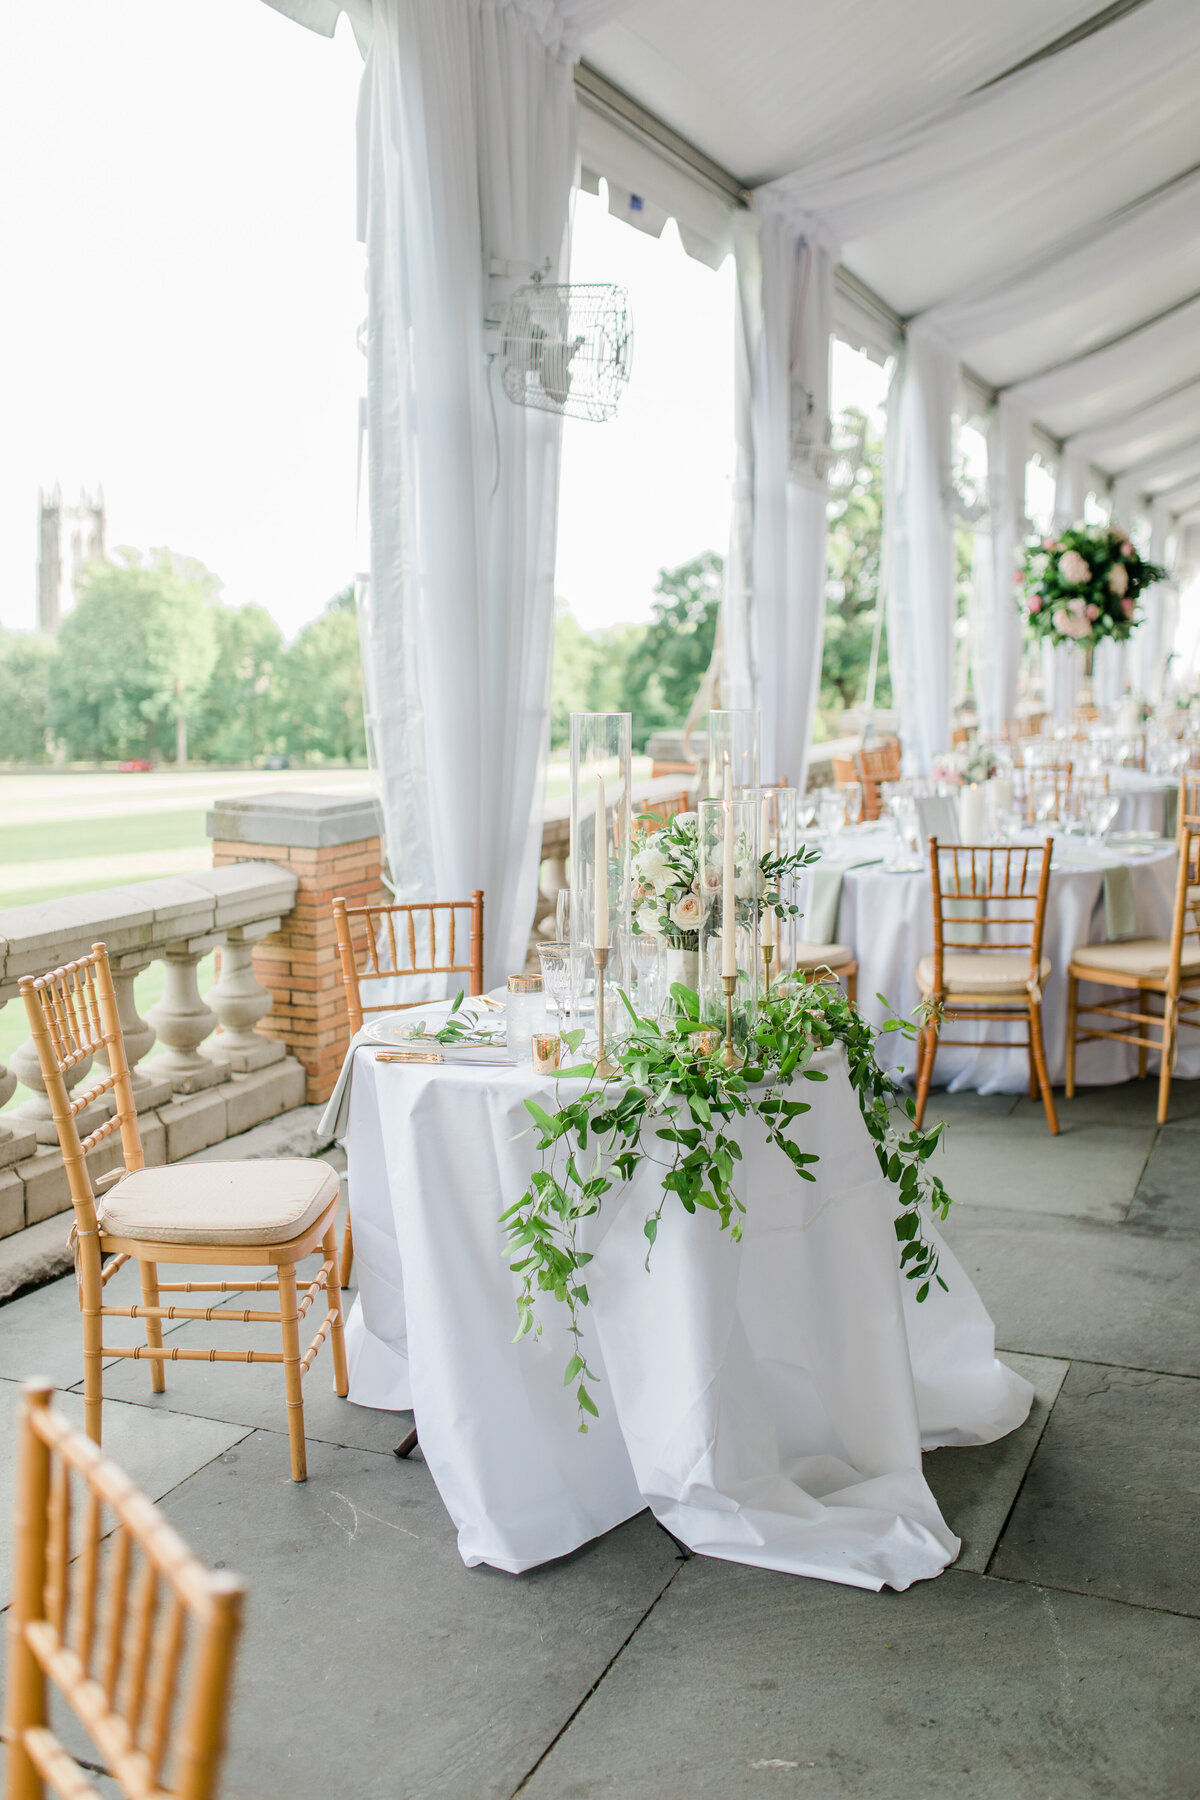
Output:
883 325 958 774
759 0 1200 242
357 0 579 986
976 395 1030 735
719 213 760 717
1042 443 1093 725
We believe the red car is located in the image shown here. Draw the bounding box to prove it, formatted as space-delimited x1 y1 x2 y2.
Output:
117 760 154 773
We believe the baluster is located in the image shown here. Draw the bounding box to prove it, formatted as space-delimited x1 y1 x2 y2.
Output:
206 922 284 1073
0 998 37 1166
98 958 173 1111
146 937 230 1094
10 994 107 1147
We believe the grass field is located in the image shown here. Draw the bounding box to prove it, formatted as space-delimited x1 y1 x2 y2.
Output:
0 768 375 1106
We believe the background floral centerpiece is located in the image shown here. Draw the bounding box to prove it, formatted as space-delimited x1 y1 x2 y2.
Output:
1018 524 1166 648
931 742 1001 788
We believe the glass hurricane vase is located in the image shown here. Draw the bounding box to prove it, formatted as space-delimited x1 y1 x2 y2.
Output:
697 796 760 1055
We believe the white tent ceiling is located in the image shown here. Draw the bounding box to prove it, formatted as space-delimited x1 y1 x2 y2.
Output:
577 0 1200 513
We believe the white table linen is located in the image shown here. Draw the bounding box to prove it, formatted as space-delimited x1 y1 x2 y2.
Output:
799 830 1195 1091
1108 767 1174 836
339 1035 1031 1591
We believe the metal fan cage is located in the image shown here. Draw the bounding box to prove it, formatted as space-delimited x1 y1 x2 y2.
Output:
500 282 632 423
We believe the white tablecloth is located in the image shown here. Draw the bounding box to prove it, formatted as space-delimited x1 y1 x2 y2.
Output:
1109 768 1175 836
339 1036 1031 1591
801 831 1197 1092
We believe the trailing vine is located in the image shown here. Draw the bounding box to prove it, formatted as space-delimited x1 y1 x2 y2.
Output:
502 978 951 1430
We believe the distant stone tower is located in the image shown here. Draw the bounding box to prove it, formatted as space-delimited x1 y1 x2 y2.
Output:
37 486 106 635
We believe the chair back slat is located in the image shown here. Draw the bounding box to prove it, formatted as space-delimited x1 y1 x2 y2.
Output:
928 839 1054 981
4 1382 244 1800
857 741 901 820
633 791 690 839
331 891 486 1022
19 947 146 1251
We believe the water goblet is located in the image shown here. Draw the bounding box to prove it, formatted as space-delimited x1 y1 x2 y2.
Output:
536 941 574 1032
840 781 863 827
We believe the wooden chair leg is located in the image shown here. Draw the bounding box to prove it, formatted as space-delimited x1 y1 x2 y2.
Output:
6 1385 53 1800
80 1262 104 1447
914 1017 939 1127
1157 996 1176 1125
1029 1001 1059 1135
1064 974 1078 1099
845 964 858 1004
138 1260 166 1394
339 1214 354 1292
323 1225 349 1399
277 1263 307 1483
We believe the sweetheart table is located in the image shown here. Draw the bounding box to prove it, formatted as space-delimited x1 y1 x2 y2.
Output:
327 1024 1031 1592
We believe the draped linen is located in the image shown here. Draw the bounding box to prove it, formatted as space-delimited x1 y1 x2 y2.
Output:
1042 444 1093 725
758 0 1200 243
356 0 582 986
976 395 1030 735
883 326 958 775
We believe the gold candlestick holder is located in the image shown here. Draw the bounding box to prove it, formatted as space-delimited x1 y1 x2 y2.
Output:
592 945 620 1078
720 972 744 1071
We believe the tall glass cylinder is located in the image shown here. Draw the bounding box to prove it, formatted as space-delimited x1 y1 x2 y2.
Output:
569 711 633 961
754 785 798 984
698 797 760 1052
707 709 761 798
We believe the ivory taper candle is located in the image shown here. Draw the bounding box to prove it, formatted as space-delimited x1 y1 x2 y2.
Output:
722 763 737 978
760 796 776 947
593 773 608 950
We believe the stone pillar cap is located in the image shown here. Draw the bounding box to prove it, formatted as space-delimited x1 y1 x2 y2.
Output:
207 791 382 851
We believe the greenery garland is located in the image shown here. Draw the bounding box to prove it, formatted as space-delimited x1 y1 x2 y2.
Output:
502 978 951 1430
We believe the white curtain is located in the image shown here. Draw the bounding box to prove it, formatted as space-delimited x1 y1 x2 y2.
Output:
758 0 1200 242
1041 444 1092 725
976 394 1030 735
1134 500 1175 701
883 324 958 774
719 212 760 717
357 0 584 986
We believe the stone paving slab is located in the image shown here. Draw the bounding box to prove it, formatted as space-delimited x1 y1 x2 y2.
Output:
991 1360 1200 1616
1014 1076 1200 1126
930 1112 1154 1224
517 1562 1200 1800
1126 1125 1200 1233
77 1313 406 1458
155 1427 679 1800
0 1374 248 1608
923 1351 1069 1575
940 1206 1200 1376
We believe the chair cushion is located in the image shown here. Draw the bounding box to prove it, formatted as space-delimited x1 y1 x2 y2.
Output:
793 942 854 970
1070 938 1200 981
99 1160 339 1247
917 952 1051 996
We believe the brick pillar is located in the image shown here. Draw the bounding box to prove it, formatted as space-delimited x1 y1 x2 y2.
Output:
207 793 384 1104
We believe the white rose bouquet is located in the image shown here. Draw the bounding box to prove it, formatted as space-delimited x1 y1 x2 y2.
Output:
632 808 816 947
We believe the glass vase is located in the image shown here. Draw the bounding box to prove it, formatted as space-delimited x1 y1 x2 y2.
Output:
570 712 633 1047
707 709 761 798
697 796 760 1055
753 785 797 988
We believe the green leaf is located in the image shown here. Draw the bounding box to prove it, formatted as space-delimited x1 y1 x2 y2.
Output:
564 1353 584 1385
577 1384 599 1418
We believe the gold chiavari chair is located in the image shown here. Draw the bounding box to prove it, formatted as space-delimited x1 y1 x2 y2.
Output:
3 1380 243 1800
19 947 347 1482
915 839 1058 1134
1014 760 1073 824
1068 769 1111 821
1065 818 1200 1123
633 790 691 838
791 946 858 1003
856 740 902 821
331 890 484 1289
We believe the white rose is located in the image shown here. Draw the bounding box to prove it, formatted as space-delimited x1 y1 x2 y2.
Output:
1058 549 1091 585
635 902 663 934
1108 562 1129 597
632 845 672 893
670 893 706 931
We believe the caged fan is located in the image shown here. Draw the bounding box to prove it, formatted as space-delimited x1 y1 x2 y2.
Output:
500 281 632 423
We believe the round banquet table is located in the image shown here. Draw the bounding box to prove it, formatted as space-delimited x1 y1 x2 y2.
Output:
335 1031 1032 1592
798 827 1199 1093
1107 767 1175 837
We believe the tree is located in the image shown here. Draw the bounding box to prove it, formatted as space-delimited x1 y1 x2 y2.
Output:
620 552 721 751
192 604 283 764
274 587 367 762
49 549 220 762
0 633 57 764
820 416 891 723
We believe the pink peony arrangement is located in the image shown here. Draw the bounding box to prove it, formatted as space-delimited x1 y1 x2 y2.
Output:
1018 522 1166 649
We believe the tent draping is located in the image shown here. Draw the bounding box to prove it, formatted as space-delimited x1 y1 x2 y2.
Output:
356 0 592 986
882 326 958 776
741 210 834 790
976 395 1031 736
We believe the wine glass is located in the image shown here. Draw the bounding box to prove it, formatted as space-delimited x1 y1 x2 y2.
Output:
840 781 864 827
818 793 845 854
1085 795 1121 851
537 942 574 1031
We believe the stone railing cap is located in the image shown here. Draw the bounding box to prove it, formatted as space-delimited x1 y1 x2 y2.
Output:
207 791 381 850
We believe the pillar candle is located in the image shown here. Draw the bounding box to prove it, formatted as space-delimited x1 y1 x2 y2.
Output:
760 796 776 947
722 764 737 978
593 774 608 950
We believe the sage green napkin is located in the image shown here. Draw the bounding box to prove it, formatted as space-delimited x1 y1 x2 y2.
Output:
1164 784 1179 842
943 896 985 946
1058 851 1139 941
805 857 883 945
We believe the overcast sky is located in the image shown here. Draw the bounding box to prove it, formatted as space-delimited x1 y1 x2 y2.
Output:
0 1 883 641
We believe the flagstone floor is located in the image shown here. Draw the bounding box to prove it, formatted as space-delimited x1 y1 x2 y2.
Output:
1 1079 1198 1799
